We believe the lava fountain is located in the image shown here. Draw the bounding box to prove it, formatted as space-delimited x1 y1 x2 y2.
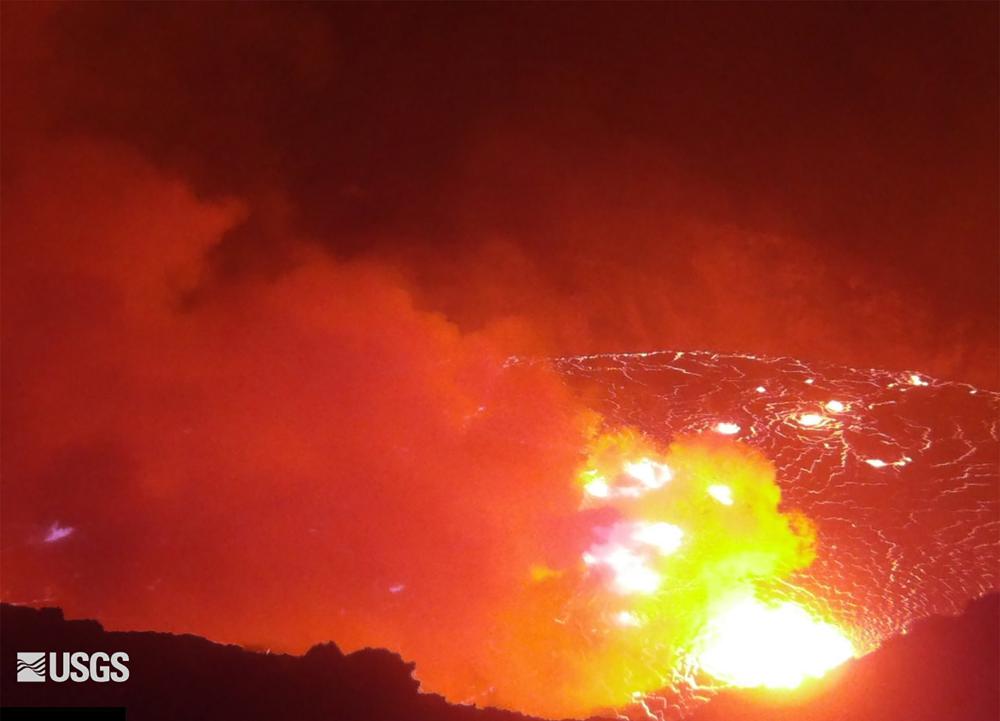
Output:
482 427 857 717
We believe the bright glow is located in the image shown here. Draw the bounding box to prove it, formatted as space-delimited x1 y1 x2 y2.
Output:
866 456 910 469
805 378 814 385
824 400 845 413
615 610 642 627
755 386 767 393
624 458 672 489
584 476 611 498
603 546 662 595
632 522 684 555
612 563 661 595
796 413 825 427
909 374 928 387
696 597 855 689
714 422 741 435
707 484 734 506
563 428 833 714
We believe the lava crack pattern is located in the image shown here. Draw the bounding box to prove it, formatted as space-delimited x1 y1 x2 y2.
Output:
518 350 998 716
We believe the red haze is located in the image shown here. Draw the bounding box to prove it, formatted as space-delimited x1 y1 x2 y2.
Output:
4 2 997 386
2 137 592 669
1 2 997 717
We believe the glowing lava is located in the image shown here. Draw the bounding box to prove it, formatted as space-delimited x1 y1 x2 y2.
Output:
714 421 741 435
423 427 855 718
796 412 826 427
695 595 855 688
707 484 734 506
507 426 857 715
824 399 846 413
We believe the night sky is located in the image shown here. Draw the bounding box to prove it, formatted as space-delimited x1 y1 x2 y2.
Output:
2 3 997 718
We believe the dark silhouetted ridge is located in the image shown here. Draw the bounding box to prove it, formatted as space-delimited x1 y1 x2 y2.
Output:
2 595 997 720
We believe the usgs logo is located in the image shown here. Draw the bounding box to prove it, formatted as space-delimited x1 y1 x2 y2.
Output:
16 651 130 683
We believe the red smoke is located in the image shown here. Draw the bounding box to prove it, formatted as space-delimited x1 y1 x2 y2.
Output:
5 3 996 386
2 135 597 664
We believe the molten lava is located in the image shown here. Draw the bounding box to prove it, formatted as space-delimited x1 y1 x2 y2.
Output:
491 427 856 715
694 595 855 689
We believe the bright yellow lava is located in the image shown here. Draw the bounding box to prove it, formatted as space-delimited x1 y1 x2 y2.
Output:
695 596 855 689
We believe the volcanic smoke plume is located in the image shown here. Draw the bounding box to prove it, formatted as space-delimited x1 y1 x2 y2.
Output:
0 136 822 717
2 3 997 720
2 135 590 660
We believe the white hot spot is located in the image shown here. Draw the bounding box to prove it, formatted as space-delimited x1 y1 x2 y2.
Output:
632 522 684 555
714 422 741 435
707 484 734 506
612 560 661 595
584 476 610 498
587 544 663 595
805 378 815 385
797 413 825 427
824 400 846 413
867 456 911 469
623 458 672 489
755 386 767 393
909 374 928 387
615 610 642 627
696 597 855 689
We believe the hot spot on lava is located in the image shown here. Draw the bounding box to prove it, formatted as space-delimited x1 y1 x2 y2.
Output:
468 427 855 718
693 594 855 689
